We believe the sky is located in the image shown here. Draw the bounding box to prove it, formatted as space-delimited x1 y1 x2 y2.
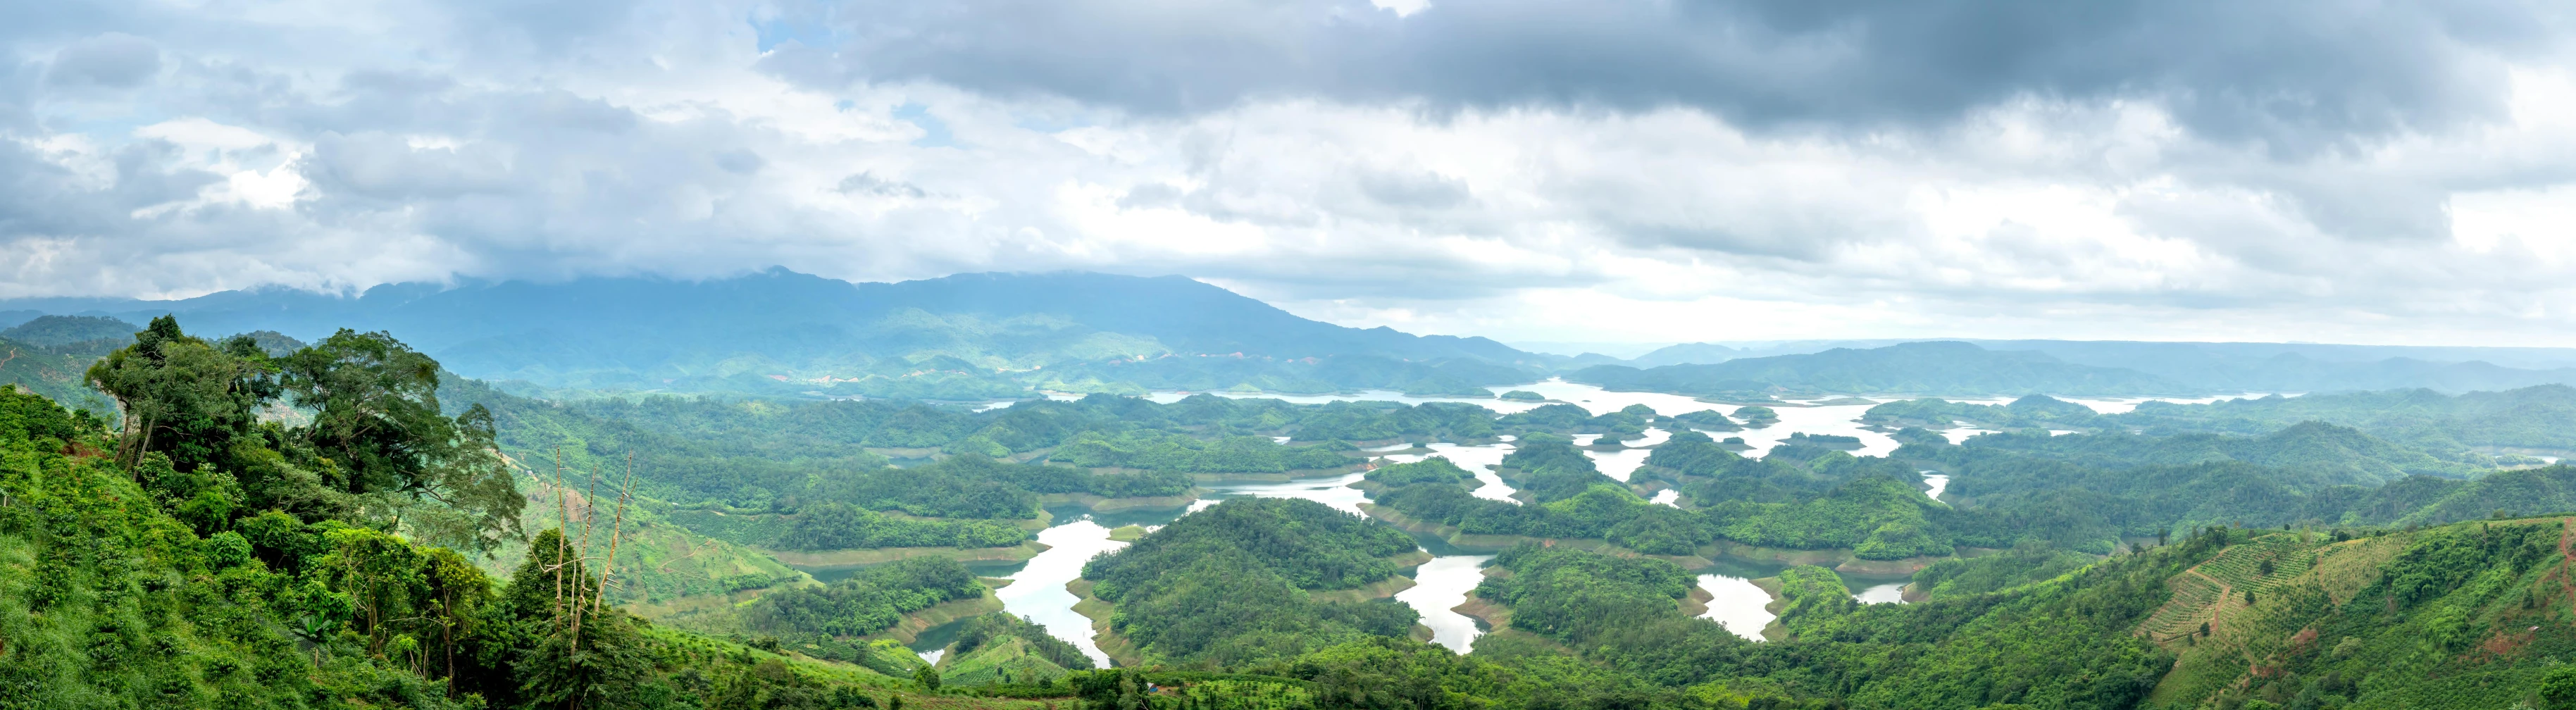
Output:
4 0 2576 347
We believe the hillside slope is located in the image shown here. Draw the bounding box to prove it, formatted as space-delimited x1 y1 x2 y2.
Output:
2141 521 2576 709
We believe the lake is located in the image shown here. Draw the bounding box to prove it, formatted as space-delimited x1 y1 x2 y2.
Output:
971 380 1982 660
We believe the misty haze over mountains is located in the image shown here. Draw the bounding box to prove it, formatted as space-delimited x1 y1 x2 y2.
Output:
9 268 2576 399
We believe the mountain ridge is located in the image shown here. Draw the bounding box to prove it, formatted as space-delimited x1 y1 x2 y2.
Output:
0 268 1543 392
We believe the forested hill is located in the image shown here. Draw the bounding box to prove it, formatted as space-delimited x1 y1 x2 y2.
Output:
0 269 1541 396
1574 341 2188 397
1598 338 2576 394
2117 384 2576 454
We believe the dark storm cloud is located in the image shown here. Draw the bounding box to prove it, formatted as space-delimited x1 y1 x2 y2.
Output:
789 0 2560 149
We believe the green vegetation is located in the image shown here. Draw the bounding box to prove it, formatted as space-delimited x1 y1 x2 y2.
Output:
1670 409 1742 431
1 332 119 416
1052 430 1351 473
938 612 1096 685
1954 422 2488 484
0 325 915 709
742 557 986 666
1362 456 1478 487
0 314 137 346
2138 521 2576 709
1864 394 2110 430
2117 384 2576 457
450 386 1533 518
1498 390 1545 401
38 310 2576 709
1907 541 2098 601
1731 406 1779 425
1495 434 1619 503
1473 543 1696 642
1783 432 1860 449
776 504 1031 551
1080 498 1422 666
1367 441 1714 555
1490 403 1658 437
1905 428 2576 552
1705 476 1953 559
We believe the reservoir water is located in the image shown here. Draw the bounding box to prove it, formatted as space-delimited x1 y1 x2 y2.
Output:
976 380 1946 663
1584 428 1672 482
1695 574 1776 640
1853 583 1907 604
938 381 2323 659
1398 554 1498 652
996 518 1134 668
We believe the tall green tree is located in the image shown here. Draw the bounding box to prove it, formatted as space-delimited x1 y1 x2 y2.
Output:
504 528 659 710
282 328 523 554
83 315 278 471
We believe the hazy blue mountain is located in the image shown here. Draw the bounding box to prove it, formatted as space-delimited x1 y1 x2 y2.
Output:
1634 338 2576 394
1505 341 1676 359
0 269 1542 396
1626 342 1742 368
1971 339 2576 372
1572 341 2186 397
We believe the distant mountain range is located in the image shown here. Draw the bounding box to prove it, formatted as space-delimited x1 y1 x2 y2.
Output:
1574 342 2190 397
1605 338 2576 395
11 270 2576 401
0 269 1548 398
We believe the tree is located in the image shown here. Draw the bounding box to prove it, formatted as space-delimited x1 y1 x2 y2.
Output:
2543 664 2576 710
282 329 522 554
84 316 276 471
506 528 656 710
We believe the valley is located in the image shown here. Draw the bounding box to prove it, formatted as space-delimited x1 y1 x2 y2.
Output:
12 295 2576 709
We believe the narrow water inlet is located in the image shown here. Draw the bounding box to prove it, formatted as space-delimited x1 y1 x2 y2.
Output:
993 519 1130 668
1398 555 1497 652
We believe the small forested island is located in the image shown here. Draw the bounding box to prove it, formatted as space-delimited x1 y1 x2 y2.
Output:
10 316 2576 709
1731 405 1781 426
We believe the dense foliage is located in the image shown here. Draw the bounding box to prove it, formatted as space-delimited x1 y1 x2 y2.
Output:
775 504 1031 551
940 612 1097 685
2145 521 2576 709
1080 498 1423 666
1052 430 1350 473
2114 384 2576 454
745 557 985 664
0 314 138 346
0 335 908 709
1703 476 1953 559
1863 394 2110 431
1957 422 2489 484
1362 457 1478 487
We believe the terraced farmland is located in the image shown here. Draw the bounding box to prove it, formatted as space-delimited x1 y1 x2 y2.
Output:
2137 531 2324 644
2140 571 2226 642
2196 532 2320 593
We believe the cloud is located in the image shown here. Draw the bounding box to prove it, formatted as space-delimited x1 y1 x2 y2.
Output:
1 0 2575 347
46 33 158 88
786 0 2565 149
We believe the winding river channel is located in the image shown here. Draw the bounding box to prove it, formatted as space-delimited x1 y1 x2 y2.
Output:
883 382 2288 664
